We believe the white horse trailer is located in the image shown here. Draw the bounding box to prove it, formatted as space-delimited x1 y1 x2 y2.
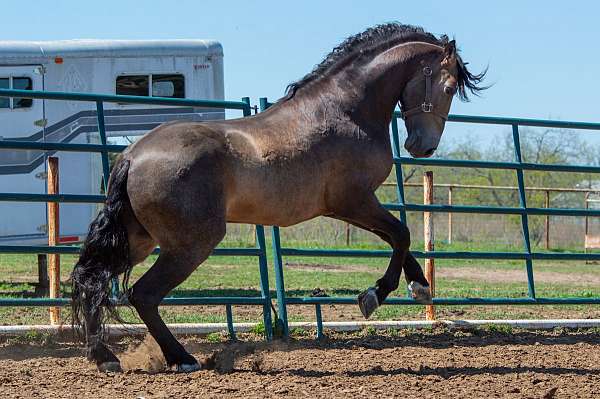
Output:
0 39 224 244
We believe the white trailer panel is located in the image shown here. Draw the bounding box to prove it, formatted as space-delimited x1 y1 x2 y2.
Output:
0 40 225 244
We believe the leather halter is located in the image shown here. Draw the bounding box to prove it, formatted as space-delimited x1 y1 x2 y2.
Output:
400 66 448 122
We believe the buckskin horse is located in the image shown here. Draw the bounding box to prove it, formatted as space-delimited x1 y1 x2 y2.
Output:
71 23 486 372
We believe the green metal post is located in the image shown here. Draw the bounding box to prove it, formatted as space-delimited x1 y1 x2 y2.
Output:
241 98 273 340
225 304 236 340
259 98 288 337
512 124 536 298
255 225 273 340
390 116 407 224
259 97 270 112
315 304 324 339
96 101 119 298
391 115 412 298
95 101 111 188
241 97 251 117
271 226 289 336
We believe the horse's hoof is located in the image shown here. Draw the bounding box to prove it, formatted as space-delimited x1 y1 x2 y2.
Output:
358 287 379 319
408 281 432 304
175 362 202 373
98 361 122 373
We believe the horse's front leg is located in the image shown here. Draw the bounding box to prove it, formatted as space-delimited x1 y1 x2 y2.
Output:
330 194 431 318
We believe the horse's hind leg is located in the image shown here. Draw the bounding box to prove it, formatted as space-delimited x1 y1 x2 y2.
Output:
79 215 156 372
128 226 224 372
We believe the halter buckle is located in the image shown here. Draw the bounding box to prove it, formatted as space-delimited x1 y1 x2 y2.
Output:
422 67 432 76
421 102 433 113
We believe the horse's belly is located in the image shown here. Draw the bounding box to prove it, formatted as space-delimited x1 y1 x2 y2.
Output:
225 175 325 227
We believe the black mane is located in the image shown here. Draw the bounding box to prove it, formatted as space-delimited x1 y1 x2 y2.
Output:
283 22 486 102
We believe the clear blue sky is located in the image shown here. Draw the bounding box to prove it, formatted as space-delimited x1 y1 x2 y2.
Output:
1 0 598 122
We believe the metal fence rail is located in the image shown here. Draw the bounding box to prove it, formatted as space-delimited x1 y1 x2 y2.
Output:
260 97 600 338
0 88 273 340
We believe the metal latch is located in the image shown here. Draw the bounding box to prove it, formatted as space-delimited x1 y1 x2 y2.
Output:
34 119 48 127
35 171 47 180
34 66 46 75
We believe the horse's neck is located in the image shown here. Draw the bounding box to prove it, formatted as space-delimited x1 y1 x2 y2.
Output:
351 42 443 126
264 42 439 137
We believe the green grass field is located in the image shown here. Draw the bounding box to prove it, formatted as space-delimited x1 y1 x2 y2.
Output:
1 235 599 327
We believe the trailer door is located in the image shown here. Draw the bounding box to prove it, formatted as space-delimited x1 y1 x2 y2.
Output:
0 65 47 244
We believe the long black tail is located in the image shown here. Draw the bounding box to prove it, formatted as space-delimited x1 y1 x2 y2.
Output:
71 159 133 337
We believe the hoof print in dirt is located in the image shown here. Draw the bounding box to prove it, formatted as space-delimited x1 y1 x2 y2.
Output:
199 352 217 371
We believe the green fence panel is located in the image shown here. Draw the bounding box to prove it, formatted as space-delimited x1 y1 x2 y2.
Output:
0 89 270 340
260 97 600 337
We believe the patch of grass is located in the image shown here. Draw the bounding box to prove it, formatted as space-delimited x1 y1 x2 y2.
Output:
588 327 600 335
362 326 377 336
290 327 310 337
385 327 400 337
485 324 514 334
6 330 54 346
249 321 265 336
205 332 224 343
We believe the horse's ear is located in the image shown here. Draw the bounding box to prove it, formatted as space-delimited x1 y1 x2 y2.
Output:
442 40 457 67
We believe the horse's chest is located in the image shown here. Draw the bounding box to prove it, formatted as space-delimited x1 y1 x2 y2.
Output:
338 140 393 189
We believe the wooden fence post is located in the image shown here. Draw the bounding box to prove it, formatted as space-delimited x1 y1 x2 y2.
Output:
47 157 61 325
424 171 435 320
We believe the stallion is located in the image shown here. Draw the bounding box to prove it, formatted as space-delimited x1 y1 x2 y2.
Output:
71 23 486 372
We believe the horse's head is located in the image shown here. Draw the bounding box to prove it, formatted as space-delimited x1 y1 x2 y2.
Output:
400 40 485 158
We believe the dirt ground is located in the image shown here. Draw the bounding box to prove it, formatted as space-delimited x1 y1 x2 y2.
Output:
0 329 599 398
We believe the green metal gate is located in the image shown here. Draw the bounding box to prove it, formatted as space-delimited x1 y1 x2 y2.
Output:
2 88 600 340
260 97 600 338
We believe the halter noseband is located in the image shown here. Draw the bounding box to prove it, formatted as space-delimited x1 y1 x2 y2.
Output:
400 66 448 122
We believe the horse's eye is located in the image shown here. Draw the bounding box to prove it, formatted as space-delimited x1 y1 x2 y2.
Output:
444 85 457 96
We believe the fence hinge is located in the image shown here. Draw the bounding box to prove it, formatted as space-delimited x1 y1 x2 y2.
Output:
34 66 46 75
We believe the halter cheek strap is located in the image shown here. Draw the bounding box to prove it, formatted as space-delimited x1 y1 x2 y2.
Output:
400 66 448 122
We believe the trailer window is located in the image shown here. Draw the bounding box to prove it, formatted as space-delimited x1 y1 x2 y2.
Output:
0 77 32 109
12 77 33 108
152 74 185 98
0 78 8 108
116 74 185 99
116 75 149 97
